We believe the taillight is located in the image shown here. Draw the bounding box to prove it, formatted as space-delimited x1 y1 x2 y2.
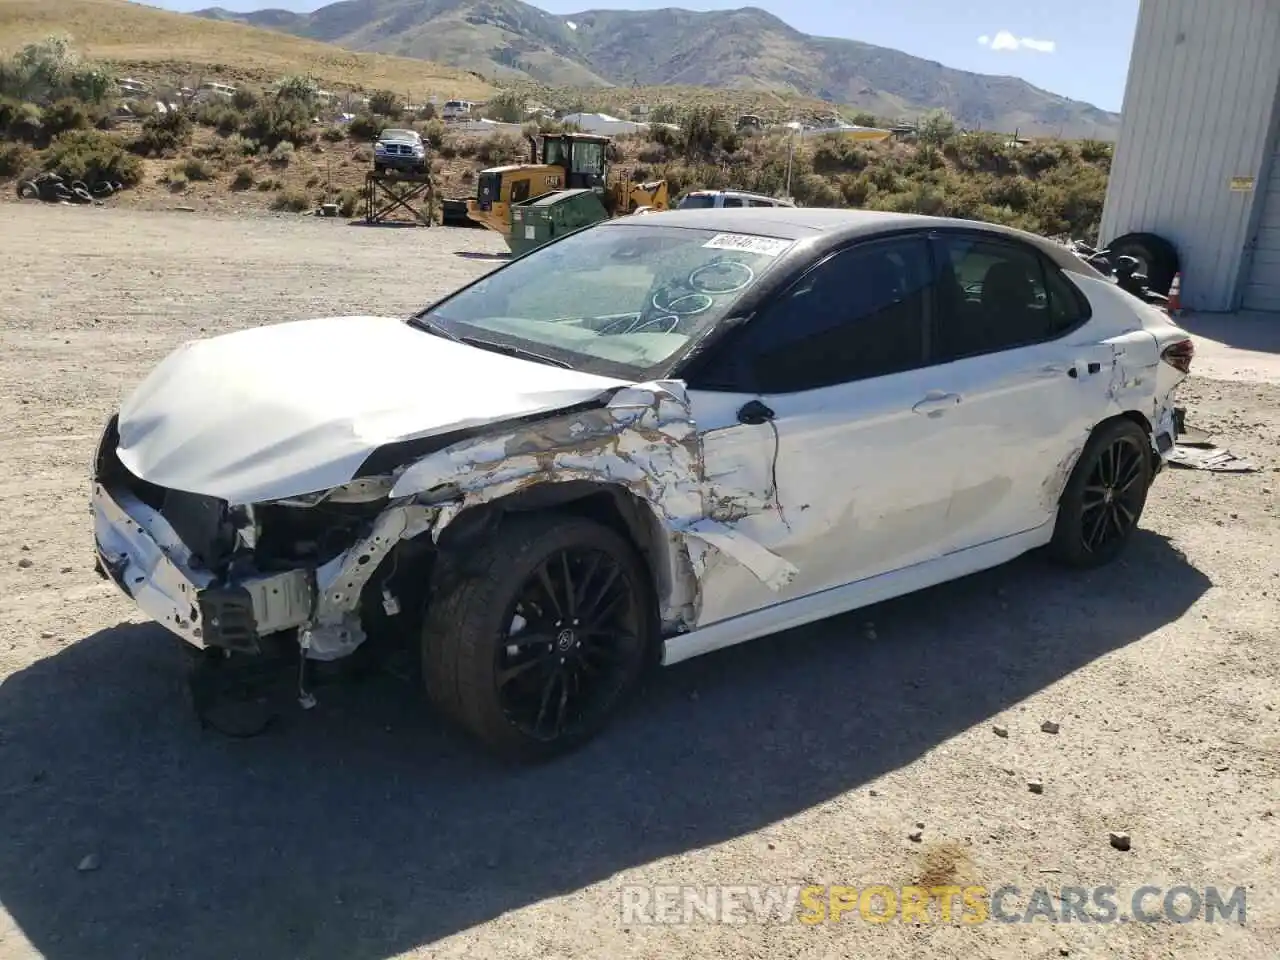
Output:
1160 337 1194 374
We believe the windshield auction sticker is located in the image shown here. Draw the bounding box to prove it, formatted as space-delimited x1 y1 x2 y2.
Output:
702 234 795 257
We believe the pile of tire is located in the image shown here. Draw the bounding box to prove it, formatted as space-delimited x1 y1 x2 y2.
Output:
15 172 124 204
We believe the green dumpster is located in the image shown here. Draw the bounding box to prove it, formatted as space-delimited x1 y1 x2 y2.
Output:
508 188 610 256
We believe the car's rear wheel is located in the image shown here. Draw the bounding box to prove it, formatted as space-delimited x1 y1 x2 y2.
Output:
422 513 653 762
1049 419 1154 568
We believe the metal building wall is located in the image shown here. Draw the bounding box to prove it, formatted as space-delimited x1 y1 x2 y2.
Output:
1099 0 1280 312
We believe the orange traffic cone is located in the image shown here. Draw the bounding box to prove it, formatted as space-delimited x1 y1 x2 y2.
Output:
1167 272 1183 316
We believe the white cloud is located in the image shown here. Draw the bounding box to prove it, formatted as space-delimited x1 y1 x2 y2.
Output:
978 30 1056 53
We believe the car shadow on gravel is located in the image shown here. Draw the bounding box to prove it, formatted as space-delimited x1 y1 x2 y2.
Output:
0 531 1209 960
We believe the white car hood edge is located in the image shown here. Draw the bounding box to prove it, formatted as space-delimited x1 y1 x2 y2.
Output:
115 315 630 504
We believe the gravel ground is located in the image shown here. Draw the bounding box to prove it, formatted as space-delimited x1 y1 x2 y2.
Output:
0 204 1277 960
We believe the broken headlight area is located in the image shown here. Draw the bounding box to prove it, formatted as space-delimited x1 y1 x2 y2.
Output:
91 414 420 662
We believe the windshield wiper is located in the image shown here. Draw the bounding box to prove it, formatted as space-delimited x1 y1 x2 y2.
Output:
407 314 461 341
458 336 572 368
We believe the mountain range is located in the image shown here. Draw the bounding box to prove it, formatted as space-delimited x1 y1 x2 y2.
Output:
195 0 1120 138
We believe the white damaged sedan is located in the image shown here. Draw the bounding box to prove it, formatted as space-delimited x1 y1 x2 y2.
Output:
92 208 1195 760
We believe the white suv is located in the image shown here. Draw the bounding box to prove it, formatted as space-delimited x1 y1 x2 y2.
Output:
676 189 795 209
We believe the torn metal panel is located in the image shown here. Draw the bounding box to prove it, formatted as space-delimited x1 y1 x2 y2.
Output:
302 503 436 661
389 379 794 631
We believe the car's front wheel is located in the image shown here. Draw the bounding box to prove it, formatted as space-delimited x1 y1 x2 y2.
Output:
422 513 654 761
1049 418 1154 568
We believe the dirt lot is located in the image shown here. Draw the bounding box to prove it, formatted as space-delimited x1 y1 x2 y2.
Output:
0 204 1277 960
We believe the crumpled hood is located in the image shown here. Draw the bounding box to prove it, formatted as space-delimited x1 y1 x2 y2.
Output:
116 315 628 504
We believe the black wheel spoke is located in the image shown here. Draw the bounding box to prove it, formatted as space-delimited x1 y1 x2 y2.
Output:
497 649 554 687
1116 501 1136 527
560 552 576 619
579 565 620 620
572 552 602 615
536 563 564 622
1085 505 1108 551
553 676 570 735
534 670 559 732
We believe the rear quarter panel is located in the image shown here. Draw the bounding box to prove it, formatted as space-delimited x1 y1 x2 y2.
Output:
1070 272 1187 433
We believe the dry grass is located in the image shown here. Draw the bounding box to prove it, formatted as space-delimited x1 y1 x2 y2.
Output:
0 0 493 98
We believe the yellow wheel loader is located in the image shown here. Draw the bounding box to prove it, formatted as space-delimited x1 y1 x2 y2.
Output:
465 132 670 253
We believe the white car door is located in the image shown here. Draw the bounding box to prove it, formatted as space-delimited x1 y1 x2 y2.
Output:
921 230 1116 553
683 233 957 627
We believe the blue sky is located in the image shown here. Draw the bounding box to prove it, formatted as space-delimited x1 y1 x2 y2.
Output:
146 0 1140 111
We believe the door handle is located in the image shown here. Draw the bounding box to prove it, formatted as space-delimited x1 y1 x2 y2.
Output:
912 392 962 417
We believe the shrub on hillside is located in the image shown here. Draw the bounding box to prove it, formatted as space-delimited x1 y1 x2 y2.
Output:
0 36 115 107
917 108 956 146
417 118 446 149
43 129 142 185
275 74 318 105
0 98 44 144
195 101 244 136
476 133 520 164
0 141 36 177
483 90 525 123
240 99 312 149
133 108 192 156
810 135 872 175
41 97 99 138
336 187 361 217
1078 138 1111 164
347 113 381 142
271 187 312 212
1019 140 1077 176
681 106 738 159
322 125 345 142
367 89 403 118
231 88 258 111
231 165 255 189
175 156 215 181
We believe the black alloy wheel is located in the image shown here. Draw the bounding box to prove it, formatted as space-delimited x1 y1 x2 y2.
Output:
421 513 653 761
1049 418 1154 568
496 546 643 743
1079 433 1147 555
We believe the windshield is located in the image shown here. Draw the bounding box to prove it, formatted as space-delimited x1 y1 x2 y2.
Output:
380 129 416 141
414 222 796 379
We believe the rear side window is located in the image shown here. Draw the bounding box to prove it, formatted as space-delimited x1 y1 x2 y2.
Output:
720 197 745 207
932 235 1090 361
678 194 715 209
747 198 775 207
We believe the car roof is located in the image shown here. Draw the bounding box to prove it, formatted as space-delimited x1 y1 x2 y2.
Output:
612 207 1090 266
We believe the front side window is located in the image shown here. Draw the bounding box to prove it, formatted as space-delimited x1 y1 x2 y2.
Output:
414 223 796 380
720 235 932 393
542 138 566 167
571 140 605 175
933 235 1090 361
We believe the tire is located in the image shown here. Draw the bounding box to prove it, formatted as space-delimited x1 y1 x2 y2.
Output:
1048 418 1154 569
1107 232 1179 296
422 512 655 762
